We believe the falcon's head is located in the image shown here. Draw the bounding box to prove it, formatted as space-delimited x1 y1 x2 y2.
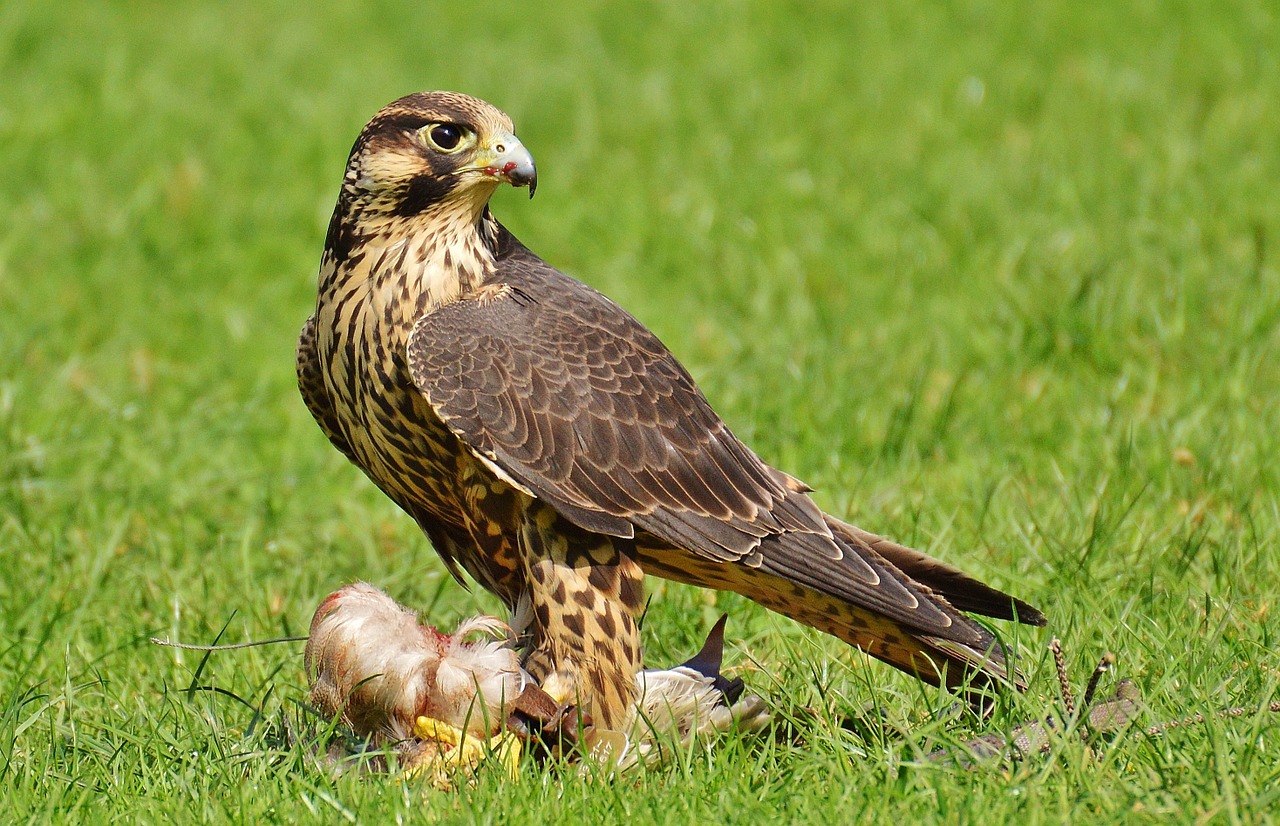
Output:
336 91 536 222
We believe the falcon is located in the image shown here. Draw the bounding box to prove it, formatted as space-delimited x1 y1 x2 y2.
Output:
298 91 1045 730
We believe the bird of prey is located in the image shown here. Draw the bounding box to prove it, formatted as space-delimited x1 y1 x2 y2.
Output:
298 91 1045 730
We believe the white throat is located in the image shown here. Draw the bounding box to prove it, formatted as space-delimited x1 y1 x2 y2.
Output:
363 195 498 321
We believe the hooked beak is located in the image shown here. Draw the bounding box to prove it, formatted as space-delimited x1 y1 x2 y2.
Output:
478 132 537 198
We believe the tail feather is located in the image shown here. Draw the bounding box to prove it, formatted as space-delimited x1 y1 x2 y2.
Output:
832 519 1046 626
634 511 1044 701
740 573 1025 696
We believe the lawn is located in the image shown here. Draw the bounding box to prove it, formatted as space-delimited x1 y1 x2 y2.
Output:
2 0 1278 822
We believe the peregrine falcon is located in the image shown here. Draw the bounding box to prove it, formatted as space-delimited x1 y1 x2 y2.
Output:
298 91 1045 729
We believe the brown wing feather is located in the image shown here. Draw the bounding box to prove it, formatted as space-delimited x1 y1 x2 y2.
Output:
405 234 997 647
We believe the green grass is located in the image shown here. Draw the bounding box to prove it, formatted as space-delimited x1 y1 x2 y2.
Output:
3 0 1279 821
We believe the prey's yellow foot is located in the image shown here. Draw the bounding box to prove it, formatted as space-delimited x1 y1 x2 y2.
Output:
405 716 522 789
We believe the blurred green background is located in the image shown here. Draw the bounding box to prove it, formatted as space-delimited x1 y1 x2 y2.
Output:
2 0 1278 821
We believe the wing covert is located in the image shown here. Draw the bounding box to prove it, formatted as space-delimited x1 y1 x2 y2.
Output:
406 270 829 564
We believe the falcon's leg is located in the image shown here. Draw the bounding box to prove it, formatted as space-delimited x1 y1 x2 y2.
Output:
517 501 645 731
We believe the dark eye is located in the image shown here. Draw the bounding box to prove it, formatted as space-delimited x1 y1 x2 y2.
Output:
429 123 462 151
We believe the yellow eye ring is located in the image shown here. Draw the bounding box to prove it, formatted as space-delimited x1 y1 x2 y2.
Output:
422 122 473 153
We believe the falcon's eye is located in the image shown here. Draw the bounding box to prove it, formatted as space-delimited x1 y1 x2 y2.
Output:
423 122 471 153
